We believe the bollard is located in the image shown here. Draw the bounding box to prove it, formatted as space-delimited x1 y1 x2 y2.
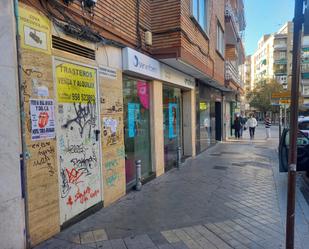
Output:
135 159 142 191
177 146 182 169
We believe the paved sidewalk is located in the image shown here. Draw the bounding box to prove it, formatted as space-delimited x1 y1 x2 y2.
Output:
35 126 309 249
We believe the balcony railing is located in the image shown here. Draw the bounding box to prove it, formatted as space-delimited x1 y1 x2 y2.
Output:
274 44 287 50
225 2 240 36
274 59 287 65
225 61 242 87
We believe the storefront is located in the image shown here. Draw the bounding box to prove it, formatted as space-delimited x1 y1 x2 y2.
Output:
122 76 153 188
163 85 182 170
196 82 223 154
122 47 196 181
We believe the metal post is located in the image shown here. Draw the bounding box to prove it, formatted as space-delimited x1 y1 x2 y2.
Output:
279 105 282 140
177 146 182 169
284 104 287 128
286 0 303 248
135 160 142 191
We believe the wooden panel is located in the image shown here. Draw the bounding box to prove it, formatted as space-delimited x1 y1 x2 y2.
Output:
99 69 125 206
21 48 60 247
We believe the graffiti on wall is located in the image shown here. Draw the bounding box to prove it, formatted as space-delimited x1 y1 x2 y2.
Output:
103 146 125 188
31 141 56 176
55 60 102 224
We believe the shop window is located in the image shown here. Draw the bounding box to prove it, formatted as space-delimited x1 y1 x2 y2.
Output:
191 0 209 33
217 22 224 56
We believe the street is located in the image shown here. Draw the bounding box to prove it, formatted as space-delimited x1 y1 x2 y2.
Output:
34 126 309 249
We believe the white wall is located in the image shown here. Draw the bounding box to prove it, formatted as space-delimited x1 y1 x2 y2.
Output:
0 1 25 248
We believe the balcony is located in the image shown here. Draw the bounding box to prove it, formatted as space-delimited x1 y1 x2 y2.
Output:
225 61 242 88
225 2 240 45
274 59 287 65
274 43 287 50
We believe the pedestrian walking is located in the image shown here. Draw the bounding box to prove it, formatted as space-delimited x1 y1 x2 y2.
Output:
234 115 241 139
264 115 271 139
246 114 258 139
239 112 247 138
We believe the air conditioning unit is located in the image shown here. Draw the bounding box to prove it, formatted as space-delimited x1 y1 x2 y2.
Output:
145 31 152 46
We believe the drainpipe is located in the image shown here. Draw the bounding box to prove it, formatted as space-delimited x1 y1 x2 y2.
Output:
13 0 30 247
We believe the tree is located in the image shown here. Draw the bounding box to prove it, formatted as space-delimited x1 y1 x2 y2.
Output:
246 79 283 113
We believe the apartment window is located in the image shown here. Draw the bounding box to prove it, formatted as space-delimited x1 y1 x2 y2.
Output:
217 23 224 56
279 52 286 59
191 0 209 32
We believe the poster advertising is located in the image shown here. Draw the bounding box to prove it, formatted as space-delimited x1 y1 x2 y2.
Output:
137 81 149 109
30 99 55 140
18 3 51 54
168 103 178 138
128 103 140 138
56 63 96 104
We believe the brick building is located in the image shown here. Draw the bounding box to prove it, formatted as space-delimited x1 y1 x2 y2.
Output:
0 0 245 247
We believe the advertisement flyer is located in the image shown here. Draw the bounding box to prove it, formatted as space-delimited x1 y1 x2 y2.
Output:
168 103 178 138
128 103 140 138
30 99 55 140
56 62 96 104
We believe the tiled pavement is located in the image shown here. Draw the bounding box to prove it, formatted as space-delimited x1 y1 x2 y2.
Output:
35 126 309 249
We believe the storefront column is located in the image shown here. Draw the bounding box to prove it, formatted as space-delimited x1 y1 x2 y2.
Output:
151 80 165 176
183 90 196 157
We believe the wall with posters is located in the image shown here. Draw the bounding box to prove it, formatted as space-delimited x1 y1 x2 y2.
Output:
54 60 103 224
98 66 126 206
18 3 60 246
0 1 25 248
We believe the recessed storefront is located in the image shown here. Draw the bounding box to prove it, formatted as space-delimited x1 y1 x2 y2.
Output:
163 85 182 171
196 82 223 154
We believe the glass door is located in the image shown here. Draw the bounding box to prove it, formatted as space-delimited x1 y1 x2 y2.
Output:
123 76 152 188
163 85 182 171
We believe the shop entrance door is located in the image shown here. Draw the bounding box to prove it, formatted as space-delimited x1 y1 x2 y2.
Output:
54 59 102 224
215 102 222 141
163 86 182 171
123 76 152 188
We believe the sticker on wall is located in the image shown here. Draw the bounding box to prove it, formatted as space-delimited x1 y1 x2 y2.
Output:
30 99 55 140
137 81 149 109
56 63 96 104
168 103 178 138
128 103 140 138
18 3 51 54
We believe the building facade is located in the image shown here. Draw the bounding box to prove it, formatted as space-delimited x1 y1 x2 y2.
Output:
1 0 245 247
250 22 293 90
223 0 246 137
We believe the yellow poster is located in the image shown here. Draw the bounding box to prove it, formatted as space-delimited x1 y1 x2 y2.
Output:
19 3 51 54
56 62 96 104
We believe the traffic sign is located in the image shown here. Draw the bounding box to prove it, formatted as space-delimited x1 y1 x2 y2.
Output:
271 91 291 99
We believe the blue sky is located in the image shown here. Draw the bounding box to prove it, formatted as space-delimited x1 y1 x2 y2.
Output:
244 0 294 55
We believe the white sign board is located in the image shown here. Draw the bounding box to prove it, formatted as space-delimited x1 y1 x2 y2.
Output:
30 99 55 140
122 47 161 79
161 64 195 89
99 66 117 79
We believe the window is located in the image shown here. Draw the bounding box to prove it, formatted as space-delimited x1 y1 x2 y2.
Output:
192 0 208 32
217 23 224 56
279 51 286 59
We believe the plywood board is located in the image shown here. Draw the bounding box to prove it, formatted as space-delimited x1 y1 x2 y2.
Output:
99 69 126 205
21 46 60 246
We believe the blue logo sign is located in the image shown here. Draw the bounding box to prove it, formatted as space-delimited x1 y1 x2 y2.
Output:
133 55 139 67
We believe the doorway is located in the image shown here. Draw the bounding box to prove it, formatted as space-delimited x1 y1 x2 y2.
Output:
54 59 103 224
215 102 222 141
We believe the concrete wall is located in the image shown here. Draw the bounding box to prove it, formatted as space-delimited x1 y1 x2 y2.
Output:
0 1 25 248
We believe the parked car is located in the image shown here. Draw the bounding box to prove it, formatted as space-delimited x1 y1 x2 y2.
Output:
298 116 309 137
279 128 309 172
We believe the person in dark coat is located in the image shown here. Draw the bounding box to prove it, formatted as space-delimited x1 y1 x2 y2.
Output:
234 116 241 139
